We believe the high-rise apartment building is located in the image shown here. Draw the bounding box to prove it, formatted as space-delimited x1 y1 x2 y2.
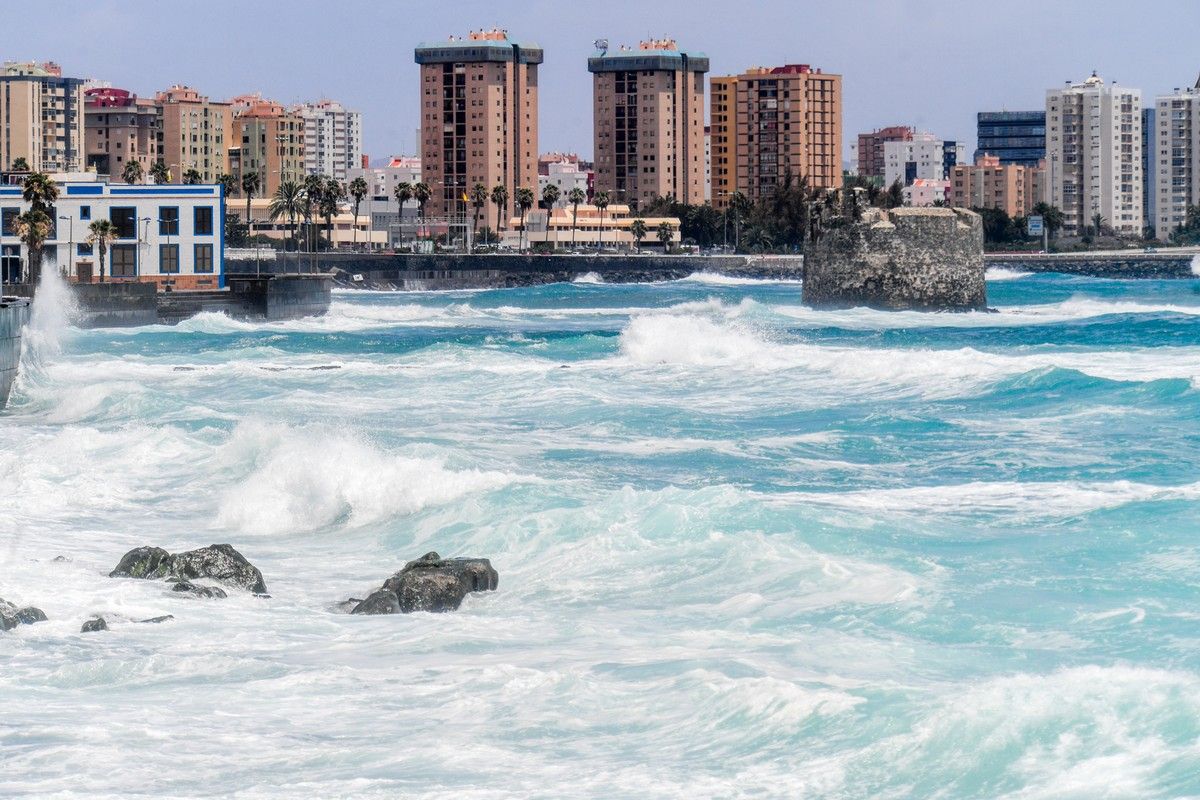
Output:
230 99 305 198
590 39 708 208
974 111 1045 166
414 29 541 226
950 154 1045 217
1152 81 1200 240
156 85 232 183
884 133 966 187
1045 73 1143 236
710 64 842 210
857 126 913 180
84 87 161 178
0 61 85 173
294 100 363 181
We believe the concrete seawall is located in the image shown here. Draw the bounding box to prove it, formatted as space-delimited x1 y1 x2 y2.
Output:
0 298 31 409
986 252 1197 279
227 253 805 290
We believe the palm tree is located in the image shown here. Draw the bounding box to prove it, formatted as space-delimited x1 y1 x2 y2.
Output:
22 171 58 213
413 181 432 241
13 209 52 284
470 183 489 245
348 176 368 247
269 180 305 252
656 221 674 252
182 168 203 185
303 174 325 252
11 157 30 173
241 171 261 239
728 191 749 250
593 191 610 253
87 219 116 283
541 184 561 248
150 160 170 184
567 187 586 250
491 184 509 245
885 179 905 209
1091 212 1108 237
745 226 774 253
121 160 144 185
215 173 236 199
514 187 535 251
630 218 648 252
321 177 344 250
393 181 413 248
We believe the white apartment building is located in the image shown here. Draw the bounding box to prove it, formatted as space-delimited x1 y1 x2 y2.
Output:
883 133 967 187
903 178 950 207
294 99 363 181
538 160 589 207
1045 73 1143 236
1153 81 1200 241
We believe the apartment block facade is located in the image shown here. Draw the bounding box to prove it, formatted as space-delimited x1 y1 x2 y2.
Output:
0 61 85 173
590 39 708 208
231 99 305 198
974 111 1046 166
156 85 233 184
1152 82 1200 240
84 87 161 178
857 126 913 180
1045 73 1143 236
415 29 542 227
294 99 363 181
710 64 842 210
950 154 1046 217
884 133 967 187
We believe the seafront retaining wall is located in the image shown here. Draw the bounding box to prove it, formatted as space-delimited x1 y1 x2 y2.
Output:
985 252 1196 279
226 253 805 290
0 298 31 409
804 208 986 311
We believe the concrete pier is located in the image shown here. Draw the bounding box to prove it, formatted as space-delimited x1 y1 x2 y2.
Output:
0 298 31 409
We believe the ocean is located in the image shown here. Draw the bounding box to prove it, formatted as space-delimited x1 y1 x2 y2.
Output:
1 267 1199 798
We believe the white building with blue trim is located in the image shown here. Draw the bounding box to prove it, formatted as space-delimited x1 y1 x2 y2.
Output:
0 180 225 289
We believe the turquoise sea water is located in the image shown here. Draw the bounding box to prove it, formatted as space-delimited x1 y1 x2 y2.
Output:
1 268 1199 798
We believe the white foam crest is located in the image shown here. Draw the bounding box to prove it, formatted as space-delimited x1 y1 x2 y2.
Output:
772 478 1200 520
681 271 803 286
572 271 604 284
986 267 1034 281
214 421 522 534
619 311 786 368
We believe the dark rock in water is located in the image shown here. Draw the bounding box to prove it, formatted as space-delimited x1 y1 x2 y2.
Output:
110 546 174 580
0 598 48 631
81 617 108 633
52 555 71 562
171 580 228 599
351 590 401 615
110 543 267 594
169 545 267 594
138 615 174 624
346 551 498 615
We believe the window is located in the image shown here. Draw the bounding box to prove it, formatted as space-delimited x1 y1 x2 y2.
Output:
194 243 214 273
159 206 179 235
193 205 214 235
0 207 16 236
79 205 91 221
1 245 19 283
111 244 137 277
110 207 138 239
77 243 93 256
159 243 179 274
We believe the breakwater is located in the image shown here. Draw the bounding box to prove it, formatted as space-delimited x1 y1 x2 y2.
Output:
986 251 1198 279
227 253 805 290
0 297 30 409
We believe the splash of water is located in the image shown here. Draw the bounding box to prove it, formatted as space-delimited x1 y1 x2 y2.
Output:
1191 254 1200 277
14 270 78 391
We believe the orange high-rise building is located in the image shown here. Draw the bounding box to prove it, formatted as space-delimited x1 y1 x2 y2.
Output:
950 154 1046 218
230 98 305 198
589 39 708 208
709 64 842 210
155 85 232 183
414 29 542 229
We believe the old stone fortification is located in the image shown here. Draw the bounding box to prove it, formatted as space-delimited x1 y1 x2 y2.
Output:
0 298 31 409
803 207 986 311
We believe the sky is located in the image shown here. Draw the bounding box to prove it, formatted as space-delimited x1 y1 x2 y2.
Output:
6 0 1200 165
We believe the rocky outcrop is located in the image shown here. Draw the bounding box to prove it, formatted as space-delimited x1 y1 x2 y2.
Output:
804 207 986 311
1 598 48 631
172 580 228 599
348 552 499 615
110 543 267 595
81 617 108 633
